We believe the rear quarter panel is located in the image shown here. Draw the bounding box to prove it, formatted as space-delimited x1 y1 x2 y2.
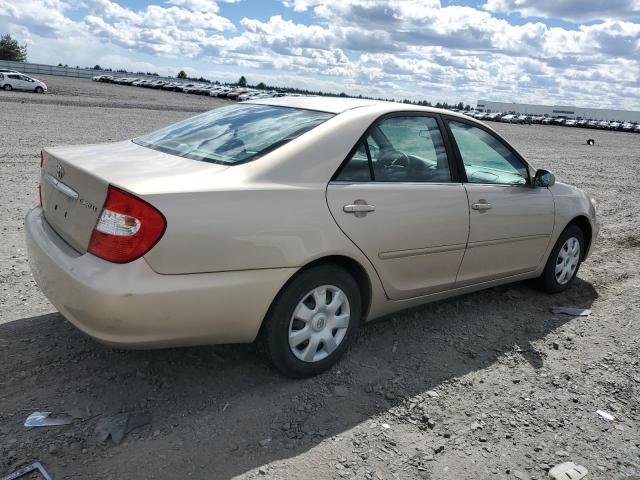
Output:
143 185 372 274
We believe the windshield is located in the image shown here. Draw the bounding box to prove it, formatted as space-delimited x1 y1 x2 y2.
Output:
134 104 333 165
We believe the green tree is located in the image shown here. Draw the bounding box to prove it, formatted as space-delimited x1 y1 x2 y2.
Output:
237 75 247 87
177 70 187 79
93 64 102 70
256 81 267 90
0 34 27 61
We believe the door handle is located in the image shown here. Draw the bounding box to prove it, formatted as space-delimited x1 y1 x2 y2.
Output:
471 202 492 211
343 204 375 213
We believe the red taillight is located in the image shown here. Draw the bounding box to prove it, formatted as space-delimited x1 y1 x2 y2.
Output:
88 186 166 263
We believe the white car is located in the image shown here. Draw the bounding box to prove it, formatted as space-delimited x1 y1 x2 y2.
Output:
0 72 47 93
238 91 262 101
210 87 232 96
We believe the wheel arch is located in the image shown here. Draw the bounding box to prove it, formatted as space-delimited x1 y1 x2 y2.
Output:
566 215 593 259
258 254 373 339
299 255 373 321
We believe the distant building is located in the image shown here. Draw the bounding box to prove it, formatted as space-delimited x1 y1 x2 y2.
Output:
476 100 640 123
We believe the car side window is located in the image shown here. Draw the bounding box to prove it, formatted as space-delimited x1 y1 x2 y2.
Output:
335 115 452 183
449 120 528 185
335 142 371 182
8 74 20 80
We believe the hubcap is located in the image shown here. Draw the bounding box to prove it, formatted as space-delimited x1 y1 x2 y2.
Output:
288 285 350 363
555 236 580 285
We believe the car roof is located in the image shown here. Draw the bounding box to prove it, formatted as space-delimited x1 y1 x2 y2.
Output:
246 96 462 117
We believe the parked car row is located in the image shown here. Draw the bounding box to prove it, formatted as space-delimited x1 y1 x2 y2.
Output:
572 119 640 131
0 69 47 93
465 111 533 124
463 110 640 132
92 74 295 101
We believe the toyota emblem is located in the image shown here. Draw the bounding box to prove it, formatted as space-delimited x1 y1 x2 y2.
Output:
56 163 65 179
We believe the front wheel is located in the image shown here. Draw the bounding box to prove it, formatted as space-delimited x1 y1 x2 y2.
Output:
260 265 361 378
535 225 584 293
35 86 44 93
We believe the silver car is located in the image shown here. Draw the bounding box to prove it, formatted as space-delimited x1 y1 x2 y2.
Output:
25 97 598 377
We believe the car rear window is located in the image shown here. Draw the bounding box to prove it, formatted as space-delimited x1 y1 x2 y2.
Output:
133 104 333 165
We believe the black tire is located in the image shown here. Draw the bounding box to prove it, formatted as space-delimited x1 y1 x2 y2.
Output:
534 224 585 294
260 265 361 378
3 84 12 91
35 86 44 94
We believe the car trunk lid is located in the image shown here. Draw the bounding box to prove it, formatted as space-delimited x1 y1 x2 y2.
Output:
41 140 228 253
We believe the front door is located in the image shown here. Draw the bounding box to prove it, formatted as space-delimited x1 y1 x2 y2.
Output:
326 114 469 300
445 119 555 286
19 75 34 90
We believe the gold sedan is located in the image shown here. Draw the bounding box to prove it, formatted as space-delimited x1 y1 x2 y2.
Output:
25 97 598 377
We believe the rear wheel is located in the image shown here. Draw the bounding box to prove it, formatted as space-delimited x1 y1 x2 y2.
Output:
3 84 12 91
535 225 584 293
260 265 361 378
35 86 44 94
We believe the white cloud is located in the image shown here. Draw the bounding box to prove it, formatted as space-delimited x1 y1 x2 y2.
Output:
166 0 222 13
1 0 639 109
75 0 235 57
0 0 77 37
484 0 640 22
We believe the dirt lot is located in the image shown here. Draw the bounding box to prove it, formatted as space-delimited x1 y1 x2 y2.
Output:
1 75 639 480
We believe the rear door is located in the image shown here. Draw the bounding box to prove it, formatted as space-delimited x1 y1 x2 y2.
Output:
444 118 555 286
7 74 24 90
326 113 469 300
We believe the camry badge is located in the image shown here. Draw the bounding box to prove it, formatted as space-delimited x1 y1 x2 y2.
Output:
56 163 65 179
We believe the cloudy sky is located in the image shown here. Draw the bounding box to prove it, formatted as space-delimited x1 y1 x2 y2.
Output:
1 0 639 109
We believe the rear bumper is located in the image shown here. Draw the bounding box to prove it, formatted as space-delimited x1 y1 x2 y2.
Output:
25 207 295 348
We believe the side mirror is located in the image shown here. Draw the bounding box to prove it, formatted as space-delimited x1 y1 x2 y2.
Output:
534 169 555 187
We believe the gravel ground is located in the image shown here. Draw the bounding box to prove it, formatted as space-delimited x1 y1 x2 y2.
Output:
1 76 639 480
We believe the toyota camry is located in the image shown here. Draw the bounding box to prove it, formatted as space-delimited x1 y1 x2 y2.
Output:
25 97 598 377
